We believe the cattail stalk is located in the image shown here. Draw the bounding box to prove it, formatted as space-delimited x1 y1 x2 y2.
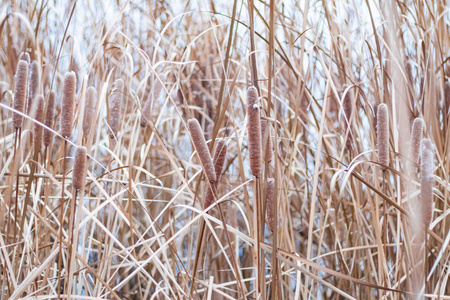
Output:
33 95 44 154
377 103 389 171
420 139 434 226
83 86 96 139
108 78 124 139
265 178 275 231
43 91 55 147
13 60 28 129
247 86 262 176
187 118 216 182
60 72 76 138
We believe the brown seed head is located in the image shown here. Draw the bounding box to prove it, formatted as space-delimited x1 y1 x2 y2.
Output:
265 178 275 231
73 146 88 190
13 60 28 129
27 61 40 115
33 95 45 153
108 78 124 138
188 118 216 182
343 86 353 150
60 72 76 138
261 118 273 163
444 81 450 118
43 91 55 147
83 86 97 138
141 74 165 127
213 139 227 181
377 103 389 171
247 86 262 176
420 139 434 226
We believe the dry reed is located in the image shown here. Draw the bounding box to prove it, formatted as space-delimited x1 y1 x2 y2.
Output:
32 94 44 154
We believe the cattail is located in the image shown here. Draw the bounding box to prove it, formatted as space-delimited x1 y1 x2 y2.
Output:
72 146 88 190
409 118 424 166
108 78 124 138
377 103 389 171
33 95 44 153
343 86 353 150
60 72 76 138
265 178 275 231
247 86 262 176
141 74 164 127
299 92 309 123
261 118 273 163
405 60 414 87
19 52 30 63
444 81 450 118
187 118 216 182
420 139 434 226
43 91 55 147
12 60 28 129
204 139 228 209
83 86 96 138
27 61 40 115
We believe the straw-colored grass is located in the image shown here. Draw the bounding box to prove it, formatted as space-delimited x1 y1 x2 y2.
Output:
0 1 450 299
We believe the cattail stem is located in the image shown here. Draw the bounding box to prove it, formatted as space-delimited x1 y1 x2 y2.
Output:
57 140 68 299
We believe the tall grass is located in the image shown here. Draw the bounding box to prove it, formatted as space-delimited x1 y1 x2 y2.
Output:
0 0 449 299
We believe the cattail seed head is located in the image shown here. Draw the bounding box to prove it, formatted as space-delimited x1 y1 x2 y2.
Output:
188 118 216 182
204 183 217 210
43 91 55 147
108 78 124 138
247 86 262 176
83 86 96 138
141 74 165 127
60 72 76 138
265 178 275 232
444 81 450 118
72 146 88 190
33 95 44 154
377 103 389 171
409 118 424 166
13 60 28 129
261 118 273 163
343 86 353 150
27 61 40 115
420 139 434 226
213 139 227 181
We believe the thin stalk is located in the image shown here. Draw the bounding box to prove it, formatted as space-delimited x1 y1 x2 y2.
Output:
57 140 67 299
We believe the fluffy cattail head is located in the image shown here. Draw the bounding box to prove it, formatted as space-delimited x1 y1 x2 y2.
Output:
13 60 28 129
83 86 96 139
409 118 424 166
141 74 165 127
265 178 275 231
33 95 45 154
27 61 40 115
60 71 76 138
188 118 216 182
420 139 434 226
72 146 88 190
260 118 273 163
377 103 389 171
43 91 55 147
108 78 124 139
247 86 262 176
